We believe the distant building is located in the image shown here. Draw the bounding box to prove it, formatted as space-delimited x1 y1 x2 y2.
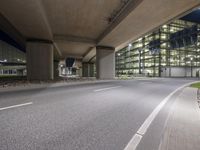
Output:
0 40 26 76
116 20 200 77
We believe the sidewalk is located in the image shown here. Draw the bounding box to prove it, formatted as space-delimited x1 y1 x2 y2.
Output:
159 87 200 150
0 79 116 93
0 77 156 93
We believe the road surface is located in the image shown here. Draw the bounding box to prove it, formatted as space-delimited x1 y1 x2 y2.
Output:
0 78 196 150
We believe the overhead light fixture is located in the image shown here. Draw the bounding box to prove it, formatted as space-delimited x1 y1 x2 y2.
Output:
163 25 167 28
128 44 132 47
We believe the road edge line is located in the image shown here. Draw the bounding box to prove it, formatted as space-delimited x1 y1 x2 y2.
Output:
124 81 199 150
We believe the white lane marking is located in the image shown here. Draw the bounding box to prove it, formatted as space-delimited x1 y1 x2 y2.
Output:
124 81 198 150
136 78 158 81
124 134 142 150
0 102 33 111
137 98 168 135
94 86 122 92
140 82 152 85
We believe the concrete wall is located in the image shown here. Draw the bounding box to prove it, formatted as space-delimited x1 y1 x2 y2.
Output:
26 42 53 80
171 67 185 77
96 46 115 79
161 66 200 77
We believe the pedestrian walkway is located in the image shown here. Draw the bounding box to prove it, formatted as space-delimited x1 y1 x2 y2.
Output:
0 78 115 93
159 87 200 150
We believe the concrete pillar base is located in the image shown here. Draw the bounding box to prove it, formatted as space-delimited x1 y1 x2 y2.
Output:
96 46 115 79
26 41 53 80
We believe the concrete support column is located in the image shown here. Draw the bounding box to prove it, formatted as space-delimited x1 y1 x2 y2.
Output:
26 41 53 80
96 46 115 79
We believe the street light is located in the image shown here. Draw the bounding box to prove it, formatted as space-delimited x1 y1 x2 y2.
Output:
117 53 121 77
127 44 132 76
190 57 193 77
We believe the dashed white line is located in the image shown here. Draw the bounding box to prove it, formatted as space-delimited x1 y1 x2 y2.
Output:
124 81 198 150
94 86 122 92
135 78 158 81
0 102 33 111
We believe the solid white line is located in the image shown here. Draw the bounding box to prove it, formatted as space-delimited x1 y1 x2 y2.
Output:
124 81 198 150
0 102 33 111
137 98 168 135
124 134 142 150
94 86 122 92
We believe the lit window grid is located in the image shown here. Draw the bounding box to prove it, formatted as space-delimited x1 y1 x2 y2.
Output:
116 20 200 77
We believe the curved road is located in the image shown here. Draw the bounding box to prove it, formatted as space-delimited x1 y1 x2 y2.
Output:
0 78 196 150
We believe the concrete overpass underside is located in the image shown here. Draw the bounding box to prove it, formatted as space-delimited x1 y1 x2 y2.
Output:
0 0 200 79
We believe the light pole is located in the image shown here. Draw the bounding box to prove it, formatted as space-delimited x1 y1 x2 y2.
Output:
117 53 121 77
190 57 193 77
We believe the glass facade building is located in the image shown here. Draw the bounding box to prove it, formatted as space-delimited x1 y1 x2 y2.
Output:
116 20 200 77
0 40 26 76
0 40 25 63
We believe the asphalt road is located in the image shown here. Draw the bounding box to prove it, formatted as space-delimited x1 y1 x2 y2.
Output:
0 78 197 150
